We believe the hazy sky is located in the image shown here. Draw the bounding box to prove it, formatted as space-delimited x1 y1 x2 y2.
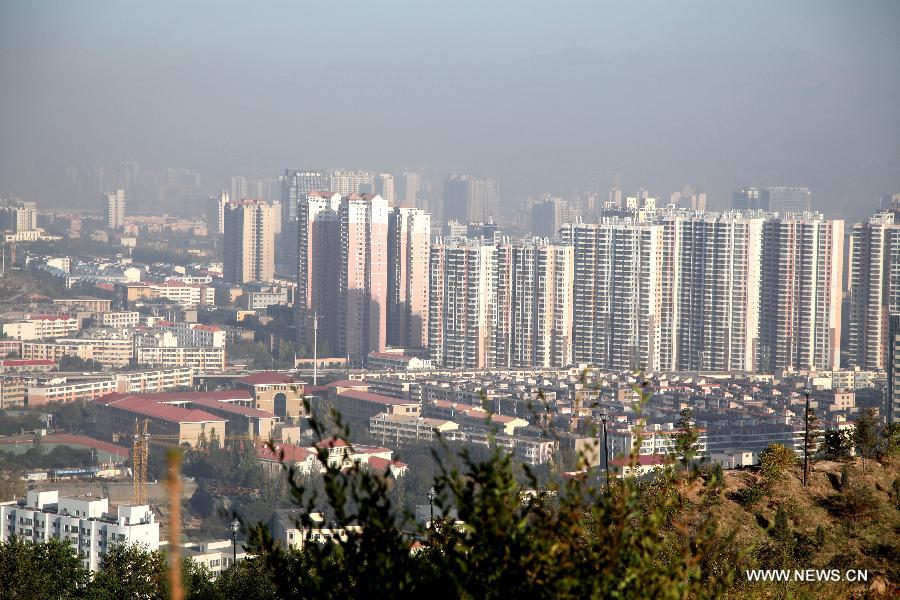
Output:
1 0 899 219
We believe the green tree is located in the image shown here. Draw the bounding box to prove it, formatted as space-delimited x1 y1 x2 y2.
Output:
671 407 700 469
246 381 737 599
0 537 89 600
88 543 168 600
852 408 880 471
759 443 797 487
821 429 853 460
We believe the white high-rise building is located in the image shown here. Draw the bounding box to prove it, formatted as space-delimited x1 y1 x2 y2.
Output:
759 214 844 371
847 211 900 370
495 239 574 368
376 173 395 205
428 240 497 369
104 189 125 230
0 490 159 572
570 220 666 371
206 191 229 236
662 212 765 371
329 170 374 196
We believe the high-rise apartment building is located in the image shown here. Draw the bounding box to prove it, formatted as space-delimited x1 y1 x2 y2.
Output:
329 170 374 196
387 207 431 348
531 198 580 239
376 173 395 205
731 188 762 210
223 200 275 284
294 193 395 361
280 170 329 277
847 212 900 370
758 214 843 371
104 189 125 230
398 172 422 207
295 192 342 352
0 199 37 232
206 191 229 236
338 194 389 360
230 176 248 202
763 187 812 213
887 314 900 423
495 240 574 368
663 212 765 371
570 221 666 371
428 241 497 369
442 174 500 224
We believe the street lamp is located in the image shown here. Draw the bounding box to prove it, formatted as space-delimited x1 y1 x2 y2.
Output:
803 386 811 487
426 486 436 528
598 411 610 494
230 519 240 567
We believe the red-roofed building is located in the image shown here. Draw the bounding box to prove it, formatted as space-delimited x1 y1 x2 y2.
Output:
332 388 421 423
234 372 305 419
0 359 55 374
95 393 226 446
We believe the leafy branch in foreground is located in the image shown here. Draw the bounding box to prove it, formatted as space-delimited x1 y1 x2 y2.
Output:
246 380 737 599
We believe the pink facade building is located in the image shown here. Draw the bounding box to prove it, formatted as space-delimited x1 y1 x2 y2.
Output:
387 207 431 348
296 193 409 363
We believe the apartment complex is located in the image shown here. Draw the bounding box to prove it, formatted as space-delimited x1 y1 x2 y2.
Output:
121 282 215 307
223 199 275 284
442 174 500 224
386 207 431 348
280 169 329 277
0 490 158 572
134 346 225 371
294 193 397 361
3 315 79 340
847 211 900 370
570 220 666 370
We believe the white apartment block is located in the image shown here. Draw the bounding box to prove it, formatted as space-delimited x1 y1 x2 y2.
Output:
21 337 133 367
182 539 247 578
0 490 159 572
847 211 900 370
570 220 665 371
0 200 37 232
116 367 193 393
27 377 120 406
428 240 497 369
329 169 374 196
608 424 709 459
495 239 573 368
663 213 764 372
369 412 459 445
759 214 843 371
151 322 226 348
95 311 141 328
3 315 79 340
104 190 126 230
135 346 225 372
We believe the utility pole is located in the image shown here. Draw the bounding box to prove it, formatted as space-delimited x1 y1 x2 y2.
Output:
803 386 811 487
312 311 318 386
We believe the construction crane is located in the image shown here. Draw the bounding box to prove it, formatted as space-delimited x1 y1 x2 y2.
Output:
131 420 261 504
